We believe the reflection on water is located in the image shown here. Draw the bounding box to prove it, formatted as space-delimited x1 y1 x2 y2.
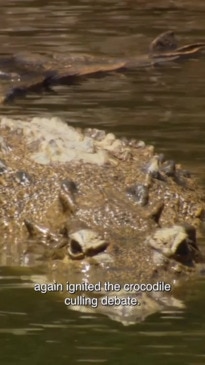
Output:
1 0 205 364
0 270 205 364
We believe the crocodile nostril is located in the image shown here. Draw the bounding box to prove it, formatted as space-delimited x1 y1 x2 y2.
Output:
67 238 85 260
70 239 83 255
175 240 189 257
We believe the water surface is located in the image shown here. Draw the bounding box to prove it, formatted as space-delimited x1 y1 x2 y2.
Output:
0 0 205 363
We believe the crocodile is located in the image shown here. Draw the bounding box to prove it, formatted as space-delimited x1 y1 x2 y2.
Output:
0 30 205 103
0 116 205 324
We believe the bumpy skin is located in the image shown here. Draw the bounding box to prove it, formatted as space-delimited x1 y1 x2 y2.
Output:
0 31 205 103
0 117 204 258
0 117 205 324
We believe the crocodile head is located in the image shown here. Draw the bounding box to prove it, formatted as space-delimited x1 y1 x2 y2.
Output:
149 30 205 61
149 30 179 54
1 116 205 325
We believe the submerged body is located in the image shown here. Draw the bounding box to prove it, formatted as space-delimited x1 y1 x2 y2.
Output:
0 31 205 102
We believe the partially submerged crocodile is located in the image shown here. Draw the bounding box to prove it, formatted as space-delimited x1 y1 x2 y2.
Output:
0 30 205 103
0 116 205 324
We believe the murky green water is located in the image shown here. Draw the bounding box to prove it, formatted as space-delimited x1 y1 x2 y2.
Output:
1 269 205 365
1 0 205 363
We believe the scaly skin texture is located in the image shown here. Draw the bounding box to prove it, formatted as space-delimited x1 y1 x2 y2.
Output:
0 124 204 233
1 116 205 324
0 117 204 257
